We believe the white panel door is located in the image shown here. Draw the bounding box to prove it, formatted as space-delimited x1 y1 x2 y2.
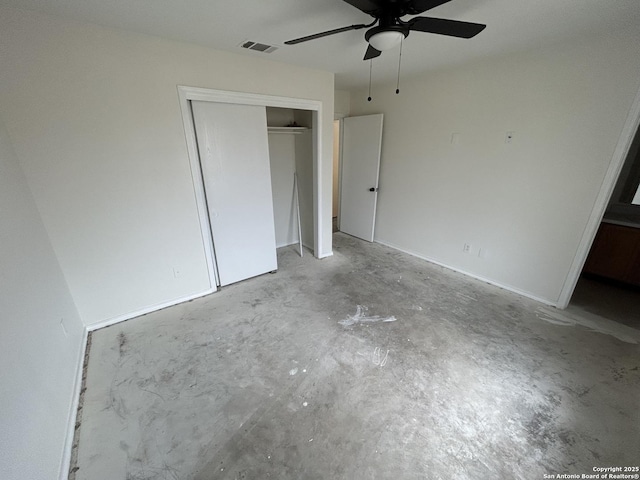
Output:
339 114 383 242
192 101 277 286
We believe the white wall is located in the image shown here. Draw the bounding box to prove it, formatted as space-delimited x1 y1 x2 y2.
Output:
290 110 316 249
268 132 314 249
266 107 295 127
295 131 315 249
0 117 84 480
350 30 640 304
334 89 351 119
332 91 351 218
268 132 300 247
0 7 334 327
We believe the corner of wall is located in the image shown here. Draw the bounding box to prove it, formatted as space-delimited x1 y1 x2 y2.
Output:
334 89 351 119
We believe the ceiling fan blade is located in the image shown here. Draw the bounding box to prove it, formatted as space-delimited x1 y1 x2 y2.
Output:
405 0 452 15
363 44 382 60
408 16 486 38
285 24 370 45
342 0 384 15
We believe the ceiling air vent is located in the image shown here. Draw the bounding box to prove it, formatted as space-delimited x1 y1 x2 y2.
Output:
240 41 278 54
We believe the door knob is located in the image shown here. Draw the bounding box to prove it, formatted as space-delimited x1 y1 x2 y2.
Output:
369 187 376 192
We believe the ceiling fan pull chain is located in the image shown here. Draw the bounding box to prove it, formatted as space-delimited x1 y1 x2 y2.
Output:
368 59 373 102
396 36 403 95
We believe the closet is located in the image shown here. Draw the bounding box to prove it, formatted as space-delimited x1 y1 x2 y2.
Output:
191 101 313 287
266 107 314 250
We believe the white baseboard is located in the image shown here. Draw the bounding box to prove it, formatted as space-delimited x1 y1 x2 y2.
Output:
276 240 300 249
318 251 333 259
87 288 216 332
375 239 557 307
59 326 88 480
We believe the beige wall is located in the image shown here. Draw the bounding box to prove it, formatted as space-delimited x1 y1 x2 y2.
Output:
350 30 640 304
0 7 334 326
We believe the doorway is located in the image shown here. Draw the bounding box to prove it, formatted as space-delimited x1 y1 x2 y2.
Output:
568 118 640 327
332 114 384 242
558 80 640 308
332 120 340 233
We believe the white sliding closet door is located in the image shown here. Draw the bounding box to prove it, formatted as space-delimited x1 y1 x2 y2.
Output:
192 101 277 286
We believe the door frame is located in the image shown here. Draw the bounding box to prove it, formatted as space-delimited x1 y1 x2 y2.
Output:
557 81 640 308
332 119 342 231
177 86 323 290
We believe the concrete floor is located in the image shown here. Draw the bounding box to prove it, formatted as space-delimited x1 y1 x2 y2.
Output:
72 233 640 480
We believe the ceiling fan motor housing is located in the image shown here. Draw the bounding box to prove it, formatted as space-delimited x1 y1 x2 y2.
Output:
365 24 410 42
365 23 409 51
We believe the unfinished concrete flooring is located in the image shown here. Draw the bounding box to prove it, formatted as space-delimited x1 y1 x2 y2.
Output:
73 233 640 480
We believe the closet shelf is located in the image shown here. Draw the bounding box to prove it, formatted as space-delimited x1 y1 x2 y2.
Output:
267 126 309 135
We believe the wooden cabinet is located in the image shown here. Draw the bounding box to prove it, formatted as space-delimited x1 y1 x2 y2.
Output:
583 222 640 286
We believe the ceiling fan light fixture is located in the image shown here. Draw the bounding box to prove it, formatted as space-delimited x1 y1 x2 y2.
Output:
368 30 404 51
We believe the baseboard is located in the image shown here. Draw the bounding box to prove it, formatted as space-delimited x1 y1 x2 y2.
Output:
374 239 557 307
87 288 216 332
59 326 89 480
276 240 300 249
318 251 333 259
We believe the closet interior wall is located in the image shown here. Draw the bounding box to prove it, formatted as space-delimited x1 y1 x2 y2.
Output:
266 107 314 249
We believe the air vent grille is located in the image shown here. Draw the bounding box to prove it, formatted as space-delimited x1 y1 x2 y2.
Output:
240 41 278 54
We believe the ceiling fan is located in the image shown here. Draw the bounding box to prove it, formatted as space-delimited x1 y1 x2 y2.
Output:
284 0 486 61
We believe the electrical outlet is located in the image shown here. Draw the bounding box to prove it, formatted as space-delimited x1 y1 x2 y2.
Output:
451 132 461 145
173 267 181 279
463 243 471 253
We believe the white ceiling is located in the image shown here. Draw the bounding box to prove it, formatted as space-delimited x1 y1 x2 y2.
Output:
4 0 640 89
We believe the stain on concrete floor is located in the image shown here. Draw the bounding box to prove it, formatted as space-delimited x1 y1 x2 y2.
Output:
72 233 640 479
